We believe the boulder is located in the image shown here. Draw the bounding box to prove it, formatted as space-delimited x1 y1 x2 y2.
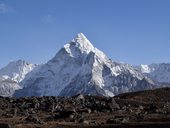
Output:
25 115 42 124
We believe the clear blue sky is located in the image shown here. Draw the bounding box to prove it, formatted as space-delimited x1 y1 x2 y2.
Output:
0 0 170 68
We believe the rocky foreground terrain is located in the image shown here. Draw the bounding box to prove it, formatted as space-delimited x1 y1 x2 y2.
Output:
0 88 170 128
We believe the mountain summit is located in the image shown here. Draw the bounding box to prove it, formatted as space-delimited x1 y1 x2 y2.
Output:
0 60 36 97
69 33 94 53
14 33 155 97
0 60 36 82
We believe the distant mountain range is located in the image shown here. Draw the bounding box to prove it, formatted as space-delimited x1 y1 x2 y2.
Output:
0 33 170 97
135 64 170 84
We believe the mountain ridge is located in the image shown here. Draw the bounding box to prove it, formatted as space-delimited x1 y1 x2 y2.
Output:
0 60 36 97
0 60 36 82
14 33 156 97
135 63 170 84
1 33 170 97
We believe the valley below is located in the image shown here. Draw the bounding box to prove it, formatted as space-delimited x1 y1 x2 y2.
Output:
0 87 170 128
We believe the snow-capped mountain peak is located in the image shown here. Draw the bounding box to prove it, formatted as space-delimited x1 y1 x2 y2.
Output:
14 33 155 97
0 60 37 97
0 60 36 82
136 63 170 83
72 33 94 50
140 64 151 73
63 33 94 57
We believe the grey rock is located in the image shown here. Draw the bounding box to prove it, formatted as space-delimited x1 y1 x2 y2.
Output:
109 98 120 110
25 115 42 124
